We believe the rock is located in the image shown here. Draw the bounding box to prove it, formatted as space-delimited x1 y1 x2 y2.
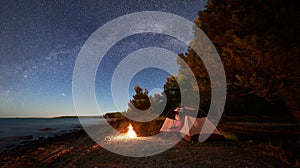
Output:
22 135 33 140
40 127 54 131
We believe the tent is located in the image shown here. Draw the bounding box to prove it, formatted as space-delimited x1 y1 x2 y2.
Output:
160 107 182 132
160 117 182 132
179 115 223 142
160 106 224 143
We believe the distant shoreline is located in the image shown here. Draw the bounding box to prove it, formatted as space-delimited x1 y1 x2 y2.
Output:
54 116 104 119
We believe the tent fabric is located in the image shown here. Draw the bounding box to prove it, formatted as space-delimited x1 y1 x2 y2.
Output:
179 116 221 136
160 116 221 136
160 118 182 132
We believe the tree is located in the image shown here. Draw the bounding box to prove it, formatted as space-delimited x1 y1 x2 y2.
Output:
162 76 181 115
177 49 211 111
128 86 169 120
149 93 167 116
196 0 299 116
128 85 151 112
165 0 299 118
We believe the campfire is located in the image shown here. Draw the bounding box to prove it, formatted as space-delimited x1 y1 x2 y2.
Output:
104 123 138 141
126 123 137 138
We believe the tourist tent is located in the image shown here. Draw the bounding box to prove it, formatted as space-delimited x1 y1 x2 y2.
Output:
160 106 223 142
179 115 221 136
159 117 182 132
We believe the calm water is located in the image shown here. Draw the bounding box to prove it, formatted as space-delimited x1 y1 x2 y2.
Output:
0 118 106 151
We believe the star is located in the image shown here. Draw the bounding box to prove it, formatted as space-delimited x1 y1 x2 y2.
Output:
0 0 203 117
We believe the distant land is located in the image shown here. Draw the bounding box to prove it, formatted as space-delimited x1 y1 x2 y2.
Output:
54 116 104 119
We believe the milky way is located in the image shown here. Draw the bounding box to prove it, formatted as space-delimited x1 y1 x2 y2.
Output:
0 0 206 117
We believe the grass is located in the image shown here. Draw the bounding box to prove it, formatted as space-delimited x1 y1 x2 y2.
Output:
220 131 238 141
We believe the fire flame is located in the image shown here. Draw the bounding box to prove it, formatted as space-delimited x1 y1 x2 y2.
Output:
126 123 137 138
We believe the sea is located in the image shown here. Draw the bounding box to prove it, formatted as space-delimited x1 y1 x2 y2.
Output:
0 117 106 151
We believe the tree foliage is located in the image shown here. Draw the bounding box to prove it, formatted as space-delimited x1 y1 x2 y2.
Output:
128 85 151 112
196 0 299 103
162 76 181 115
169 0 299 116
128 85 167 118
177 49 212 111
127 0 299 118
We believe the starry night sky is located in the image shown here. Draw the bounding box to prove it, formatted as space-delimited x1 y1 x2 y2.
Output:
0 0 206 117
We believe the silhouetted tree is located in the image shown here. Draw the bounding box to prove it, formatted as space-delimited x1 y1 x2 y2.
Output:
128 86 151 112
163 0 299 118
162 76 181 115
197 0 299 116
148 93 167 115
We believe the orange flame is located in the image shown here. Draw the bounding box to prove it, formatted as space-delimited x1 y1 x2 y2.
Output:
126 123 137 138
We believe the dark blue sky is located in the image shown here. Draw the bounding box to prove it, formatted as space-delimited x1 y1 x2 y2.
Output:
0 0 206 117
